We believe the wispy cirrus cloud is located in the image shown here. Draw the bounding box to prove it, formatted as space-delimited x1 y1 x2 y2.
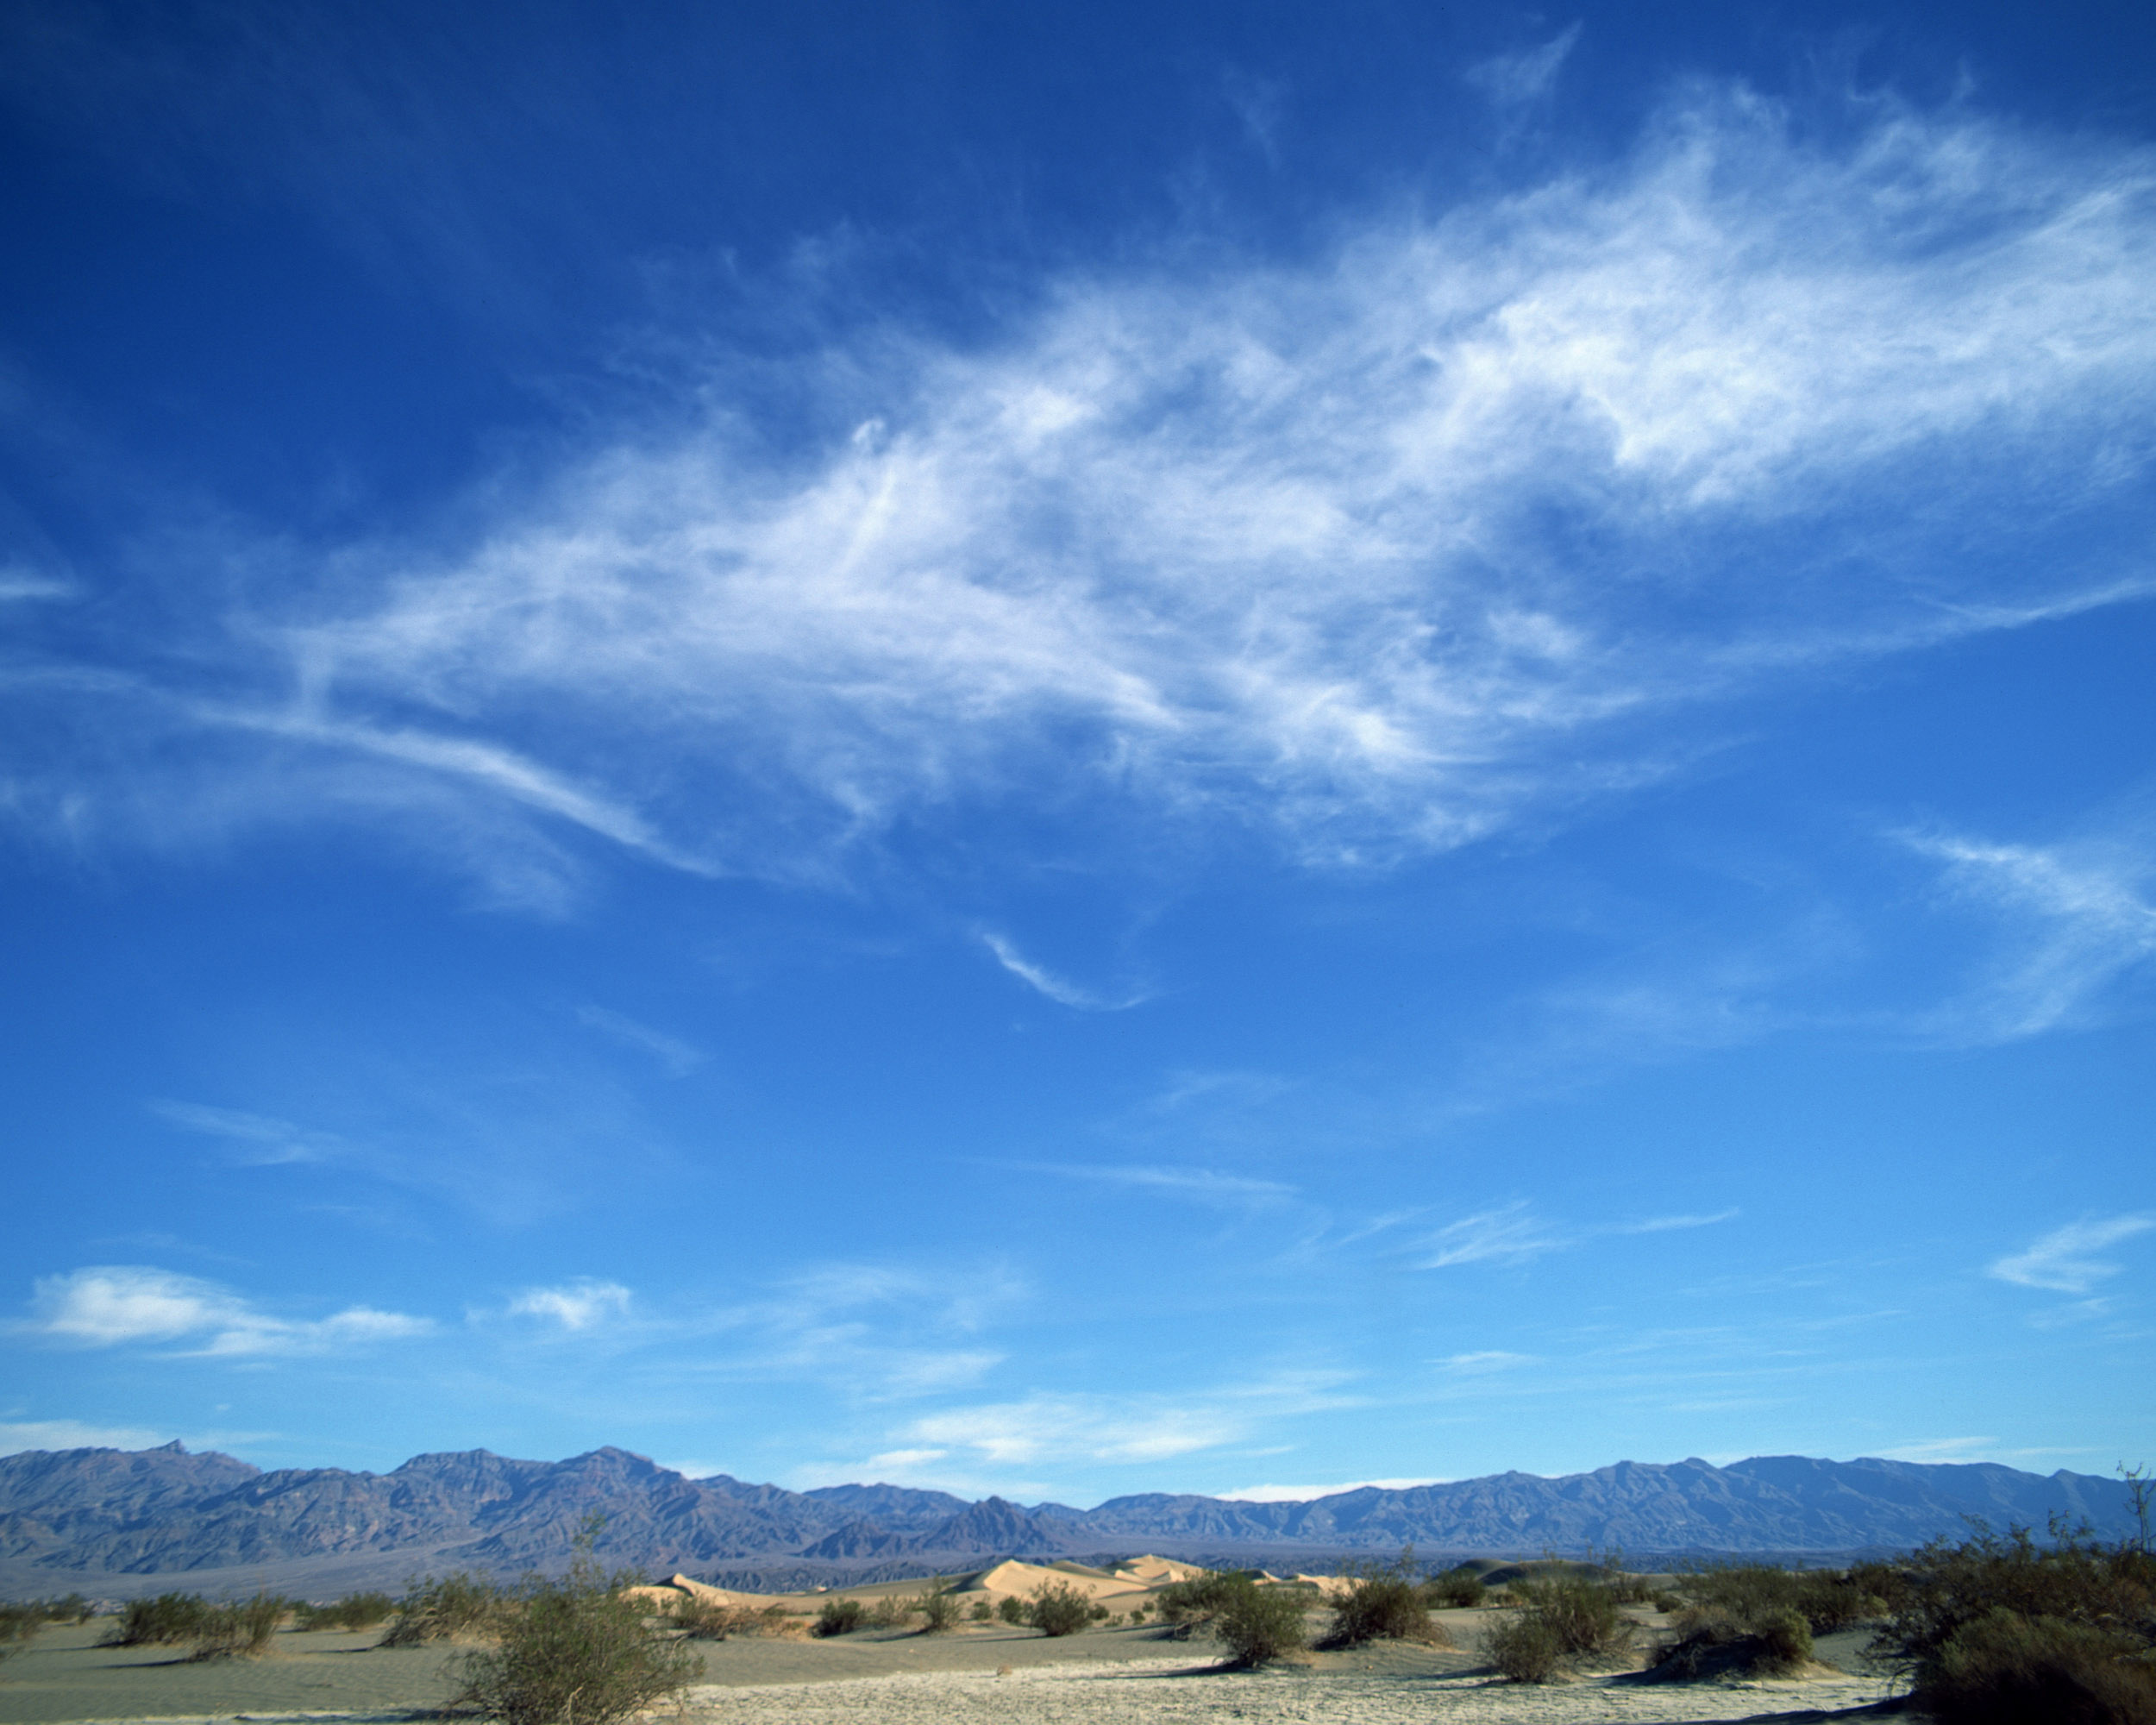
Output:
1989 1215 2154 1295
1000 1161 1295 1205
1909 826 2156 1041
574 1007 705 1076
980 933 1148 1011
1418 1202 1567 1269
17 1266 430 1357
152 1101 342 1166
505 1279 635 1331
4 88 2153 897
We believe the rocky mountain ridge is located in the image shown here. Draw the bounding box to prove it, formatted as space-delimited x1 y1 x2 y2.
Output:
0 1441 2136 1590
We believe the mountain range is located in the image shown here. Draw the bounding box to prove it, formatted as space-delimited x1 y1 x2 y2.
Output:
0 1442 2137 1597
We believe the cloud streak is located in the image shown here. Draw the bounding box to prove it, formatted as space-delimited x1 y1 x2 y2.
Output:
980 933 1147 1011
5 87 2153 894
19 1267 431 1358
1990 1216 2154 1295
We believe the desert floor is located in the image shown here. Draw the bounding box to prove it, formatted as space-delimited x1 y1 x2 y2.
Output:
0 1615 1899 1725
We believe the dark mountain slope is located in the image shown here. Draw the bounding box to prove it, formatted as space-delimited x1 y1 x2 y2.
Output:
0 1442 2137 1588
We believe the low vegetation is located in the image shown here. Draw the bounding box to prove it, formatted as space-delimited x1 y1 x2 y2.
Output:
1320 1553 1451 1648
1487 1575 1632 1683
1024 1581 1095 1638
1 1594 96 1658
668 1596 797 1640
294 1591 397 1631
916 1580 961 1634
1214 1580 1308 1667
1867 1522 2156 1723
1426 1566 1486 1609
449 1548 697 1725
185 1594 286 1661
379 1571 508 1646
1150 1571 1307 1666
812 1598 863 1637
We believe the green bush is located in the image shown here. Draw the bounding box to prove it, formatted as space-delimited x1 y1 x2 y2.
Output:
996 1595 1029 1626
1869 1523 2156 1715
106 1592 211 1647
381 1572 507 1646
449 1560 698 1725
1025 1582 1095 1638
1925 1609 2156 1725
1512 1576 1630 1659
186 1594 286 1661
968 1599 993 1622
1679 1563 1880 1636
1654 1605 1814 1681
812 1598 863 1637
1155 1572 1247 1628
1427 1569 1486 1609
296 1592 396 1632
1484 1576 1631 1682
1486 1613 1564 1682
1323 1556 1450 1647
1215 1582 1307 1668
918 1583 961 1634
0 1605 37 1660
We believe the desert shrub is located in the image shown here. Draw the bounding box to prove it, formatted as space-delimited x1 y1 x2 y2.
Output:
1216 1582 1307 1668
812 1599 863 1637
1026 1582 1094 1639
1512 1576 1630 1659
1924 1609 2156 1725
1486 1613 1564 1683
918 1584 961 1634
1649 1589 1684 1613
1323 1556 1449 1647
186 1593 286 1661
1680 1563 1879 1636
1871 1523 2156 1697
864 1595 912 1629
449 1559 697 1725
1427 1568 1487 1609
0 1605 36 1659
296 1592 395 1632
968 1599 993 1622
1652 1607 1813 1682
1155 1572 1246 1628
381 1571 507 1646
995 1595 1028 1626
668 1597 793 1640
106 1592 211 1647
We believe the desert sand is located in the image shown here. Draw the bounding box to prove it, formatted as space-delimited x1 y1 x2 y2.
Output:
0 1599 1899 1725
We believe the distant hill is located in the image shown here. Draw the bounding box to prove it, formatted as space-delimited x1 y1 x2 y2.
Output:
0 1440 2136 1597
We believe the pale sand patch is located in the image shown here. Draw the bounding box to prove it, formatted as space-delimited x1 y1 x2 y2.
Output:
680 1656 1898 1724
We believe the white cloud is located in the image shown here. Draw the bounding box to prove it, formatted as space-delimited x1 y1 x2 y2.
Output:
8 87 2153 894
1222 1477 1445 1502
980 933 1146 1011
574 1007 705 1076
506 1279 634 1330
1007 1161 1295 1204
1418 1202 1565 1269
20 1266 431 1356
1989 1215 2154 1295
1622 1208 1739 1233
1876 1436 2002 1463
904 1374 1358 1468
1465 23 1582 107
0 1418 167 1452
1911 829 2156 1040
151 1101 340 1165
1438 1350 1537 1371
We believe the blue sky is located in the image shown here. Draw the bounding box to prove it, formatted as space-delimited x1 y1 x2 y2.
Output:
2 0 2153 1505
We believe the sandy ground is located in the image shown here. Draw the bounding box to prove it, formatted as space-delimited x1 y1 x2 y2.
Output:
678 1656 1898 1725
0 1615 1902 1725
